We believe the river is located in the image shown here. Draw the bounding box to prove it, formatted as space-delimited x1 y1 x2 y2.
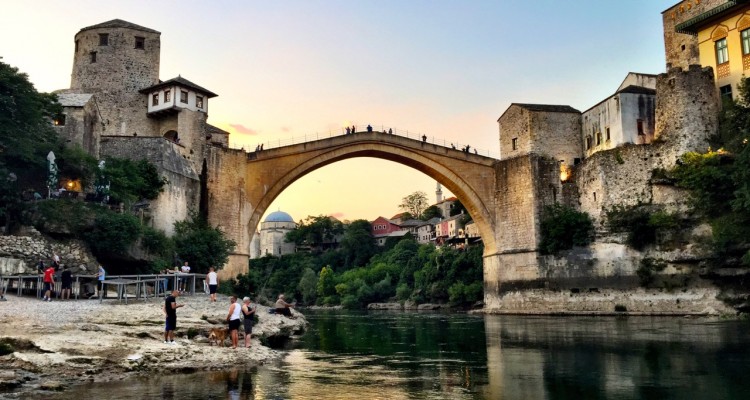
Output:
48 311 750 399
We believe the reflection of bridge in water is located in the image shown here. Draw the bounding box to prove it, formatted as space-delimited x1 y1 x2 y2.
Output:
207 129 562 311
231 124 500 159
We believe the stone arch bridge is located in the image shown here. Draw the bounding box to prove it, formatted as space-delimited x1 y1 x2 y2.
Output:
204 131 560 307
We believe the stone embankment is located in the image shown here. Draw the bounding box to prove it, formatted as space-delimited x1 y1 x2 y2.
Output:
0 293 307 397
0 233 97 275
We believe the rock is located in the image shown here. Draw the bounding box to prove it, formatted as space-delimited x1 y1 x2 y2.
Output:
403 300 418 310
417 303 442 310
39 380 65 391
367 303 402 310
79 324 103 332
126 354 143 361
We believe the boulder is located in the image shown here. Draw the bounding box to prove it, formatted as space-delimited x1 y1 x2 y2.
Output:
367 303 403 310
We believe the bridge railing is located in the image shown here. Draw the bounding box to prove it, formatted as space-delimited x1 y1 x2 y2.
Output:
229 124 500 159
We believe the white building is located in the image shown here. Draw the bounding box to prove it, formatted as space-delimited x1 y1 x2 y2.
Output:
259 211 297 257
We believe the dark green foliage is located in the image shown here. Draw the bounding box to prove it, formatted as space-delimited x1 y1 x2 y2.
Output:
103 158 167 207
539 203 594 254
450 200 467 217
339 219 378 269
173 214 236 274
637 258 667 287
317 266 336 298
56 145 98 188
606 206 683 251
285 215 343 248
670 151 735 217
298 268 318 305
83 211 141 255
421 205 442 220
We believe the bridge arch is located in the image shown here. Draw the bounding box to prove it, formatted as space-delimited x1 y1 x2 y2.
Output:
250 141 497 256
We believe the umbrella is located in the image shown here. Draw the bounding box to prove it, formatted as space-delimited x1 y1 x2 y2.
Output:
46 151 58 198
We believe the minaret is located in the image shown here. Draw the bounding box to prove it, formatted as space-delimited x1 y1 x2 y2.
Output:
436 182 443 203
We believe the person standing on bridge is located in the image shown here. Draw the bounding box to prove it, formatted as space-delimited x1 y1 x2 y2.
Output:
389 128 393 134
367 125 373 133
422 134 427 142
346 126 350 134
351 125 355 134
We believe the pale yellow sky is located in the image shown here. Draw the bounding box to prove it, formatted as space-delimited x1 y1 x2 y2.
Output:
0 1 672 224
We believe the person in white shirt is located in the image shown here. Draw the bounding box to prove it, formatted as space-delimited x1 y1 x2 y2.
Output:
207 266 219 302
179 262 190 293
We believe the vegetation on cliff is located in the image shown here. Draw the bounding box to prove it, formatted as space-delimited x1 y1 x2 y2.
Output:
224 219 483 309
539 203 594 254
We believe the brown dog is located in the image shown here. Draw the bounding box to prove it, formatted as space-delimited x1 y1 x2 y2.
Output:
208 327 228 347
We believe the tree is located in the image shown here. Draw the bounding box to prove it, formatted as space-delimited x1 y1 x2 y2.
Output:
399 191 428 219
298 268 318 305
173 214 236 273
450 199 467 216
540 203 594 254
286 215 344 248
339 219 379 269
317 265 336 299
421 205 442 220
103 157 166 207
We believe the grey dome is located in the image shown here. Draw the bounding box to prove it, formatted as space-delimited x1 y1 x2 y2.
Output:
264 211 294 223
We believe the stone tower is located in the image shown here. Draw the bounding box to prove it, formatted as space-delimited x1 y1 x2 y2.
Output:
70 19 160 137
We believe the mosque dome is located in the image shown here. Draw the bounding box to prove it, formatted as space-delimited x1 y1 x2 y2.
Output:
264 210 295 223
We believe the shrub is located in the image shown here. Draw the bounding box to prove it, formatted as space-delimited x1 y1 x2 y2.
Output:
637 257 667 287
539 204 594 254
83 211 141 255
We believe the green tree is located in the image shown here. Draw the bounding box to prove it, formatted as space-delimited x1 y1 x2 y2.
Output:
340 219 378 268
298 267 318 305
540 203 594 254
103 157 166 207
399 191 428 219
173 214 236 273
285 215 344 248
421 205 442 220
83 211 141 256
317 265 336 299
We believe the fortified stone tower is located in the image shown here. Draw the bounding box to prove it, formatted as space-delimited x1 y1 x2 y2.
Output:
70 19 160 137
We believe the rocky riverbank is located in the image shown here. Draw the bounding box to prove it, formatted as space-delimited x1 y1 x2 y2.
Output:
0 293 307 398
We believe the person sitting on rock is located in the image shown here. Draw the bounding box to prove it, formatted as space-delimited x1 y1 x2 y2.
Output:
274 294 295 318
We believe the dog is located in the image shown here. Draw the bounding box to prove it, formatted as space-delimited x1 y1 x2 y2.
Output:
207 327 228 347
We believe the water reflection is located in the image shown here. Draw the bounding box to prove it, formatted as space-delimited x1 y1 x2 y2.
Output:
41 312 750 399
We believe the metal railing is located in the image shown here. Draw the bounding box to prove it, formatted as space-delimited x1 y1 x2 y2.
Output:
229 124 501 159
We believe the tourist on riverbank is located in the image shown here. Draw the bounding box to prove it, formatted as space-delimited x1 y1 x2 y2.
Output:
227 296 241 349
180 261 191 293
241 297 255 348
42 264 55 302
61 266 72 300
275 294 294 318
96 265 106 298
207 267 218 302
164 290 184 345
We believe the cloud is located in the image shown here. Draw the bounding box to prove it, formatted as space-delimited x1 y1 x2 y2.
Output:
229 123 258 136
281 126 291 133
330 212 345 219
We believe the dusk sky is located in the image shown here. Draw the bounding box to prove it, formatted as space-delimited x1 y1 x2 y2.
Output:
2 0 675 224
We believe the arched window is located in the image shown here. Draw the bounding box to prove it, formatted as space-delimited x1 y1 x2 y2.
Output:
163 130 179 143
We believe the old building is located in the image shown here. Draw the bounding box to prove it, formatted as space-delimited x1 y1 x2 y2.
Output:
498 104 583 169
582 73 657 157
52 19 229 235
259 211 297 257
663 0 750 101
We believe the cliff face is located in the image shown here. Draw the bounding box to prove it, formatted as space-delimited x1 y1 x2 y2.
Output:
0 231 97 275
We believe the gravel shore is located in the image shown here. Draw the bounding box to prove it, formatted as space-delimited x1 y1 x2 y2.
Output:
0 292 307 397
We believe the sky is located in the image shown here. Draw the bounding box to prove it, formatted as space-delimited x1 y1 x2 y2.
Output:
0 0 676 224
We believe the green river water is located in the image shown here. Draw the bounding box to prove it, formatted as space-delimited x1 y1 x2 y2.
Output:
47 311 750 399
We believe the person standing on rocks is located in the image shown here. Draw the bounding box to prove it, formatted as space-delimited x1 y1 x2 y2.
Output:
241 297 256 348
226 296 242 349
207 267 219 302
95 265 106 298
163 290 184 345
42 264 55 301
60 266 72 300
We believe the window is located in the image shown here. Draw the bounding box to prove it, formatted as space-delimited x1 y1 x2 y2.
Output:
574 158 581 165
511 137 518 150
53 114 66 126
135 36 145 50
164 90 171 103
90 51 97 63
99 33 109 46
196 95 204 108
606 127 610 141
152 93 159 106
75 40 79 53
637 119 644 135
720 84 733 102
593 192 597 202
596 132 602 146
180 90 188 103
716 38 728 64
743 29 750 55
585 136 592 150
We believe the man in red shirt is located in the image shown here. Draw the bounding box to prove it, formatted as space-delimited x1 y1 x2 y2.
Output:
43 265 55 302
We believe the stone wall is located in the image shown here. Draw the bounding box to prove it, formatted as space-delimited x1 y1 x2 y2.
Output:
498 105 530 160
528 110 583 167
662 0 727 70
0 235 97 275
99 136 200 235
55 100 101 156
